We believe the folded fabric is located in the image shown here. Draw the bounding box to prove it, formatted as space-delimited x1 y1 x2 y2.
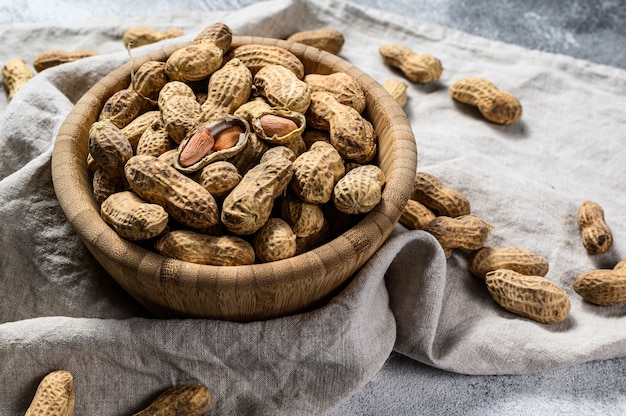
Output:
1 0 625 414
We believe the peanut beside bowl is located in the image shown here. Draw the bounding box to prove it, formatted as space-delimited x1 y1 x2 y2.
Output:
51 36 417 321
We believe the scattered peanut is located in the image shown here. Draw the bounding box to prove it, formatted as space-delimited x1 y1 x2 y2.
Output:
2 58 35 101
485 269 570 324
577 200 613 255
467 247 549 279
286 28 345 54
398 199 436 230
24 370 75 416
449 77 522 124
422 214 493 256
379 44 442 83
411 171 470 217
132 384 211 416
573 261 626 306
123 26 184 48
383 78 408 108
33 50 97 72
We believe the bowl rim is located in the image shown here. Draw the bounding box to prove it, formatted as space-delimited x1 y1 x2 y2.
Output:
51 35 417 318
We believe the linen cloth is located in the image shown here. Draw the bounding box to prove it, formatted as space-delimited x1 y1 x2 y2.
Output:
1 0 625 414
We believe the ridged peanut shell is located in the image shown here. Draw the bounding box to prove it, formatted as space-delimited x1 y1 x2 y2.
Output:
383 78 408 108
155 230 254 266
123 26 184 48
253 218 297 262
226 131 269 175
2 58 34 101
449 77 522 125
306 91 376 163
333 165 384 214
101 191 169 241
422 214 493 251
124 155 219 229
200 58 252 123
159 82 202 144
165 42 223 82
232 44 305 79
92 167 129 204
99 88 148 128
88 119 133 173
260 146 297 164
254 65 311 114
131 60 168 100
467 247 549 279
379 44 443 83
573 268 626 306
291 141 345 204
193 22 233 51
221 156 293 234
193 160 241 197
287 28 345 54
233 98 273 123
577 200 613 255
136 116 175 157
411 171 470 217
399 199 436 230
24 370 75 416
33 49 97 72
122 110 160 150
282 191 325 237
304 72 366 113
132 384 211 416
485 269 570 324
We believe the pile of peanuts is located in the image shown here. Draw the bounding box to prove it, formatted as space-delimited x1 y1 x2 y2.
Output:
86 23 387 266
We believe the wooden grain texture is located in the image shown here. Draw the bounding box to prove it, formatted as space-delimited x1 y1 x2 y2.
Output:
51 36 417 321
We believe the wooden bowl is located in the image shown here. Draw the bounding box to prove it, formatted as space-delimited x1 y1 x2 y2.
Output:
51 36 417 322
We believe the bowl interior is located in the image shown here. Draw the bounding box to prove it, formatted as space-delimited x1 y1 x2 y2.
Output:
51 36 417 321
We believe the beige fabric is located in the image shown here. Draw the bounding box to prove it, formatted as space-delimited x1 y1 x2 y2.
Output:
1 0 625 414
